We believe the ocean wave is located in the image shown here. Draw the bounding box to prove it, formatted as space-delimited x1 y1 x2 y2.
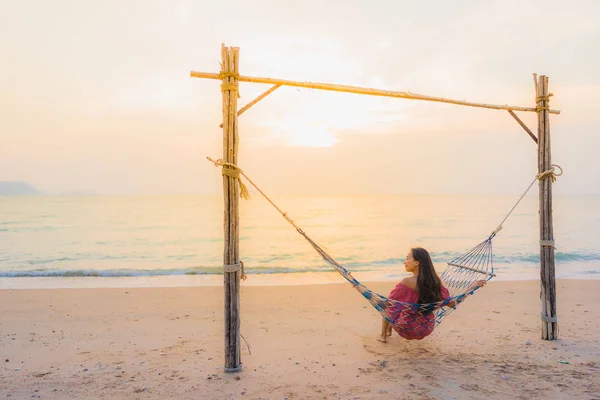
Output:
0 266 334 278
316 250 600 269
26 257 77 265
3 249 600 278
493 251 600 264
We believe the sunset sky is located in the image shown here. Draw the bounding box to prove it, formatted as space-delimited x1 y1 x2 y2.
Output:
1 0 599 195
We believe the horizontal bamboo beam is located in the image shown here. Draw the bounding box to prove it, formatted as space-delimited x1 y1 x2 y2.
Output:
219 84 281 128
190 71 561 114
507 110 538 144
447 263 497 277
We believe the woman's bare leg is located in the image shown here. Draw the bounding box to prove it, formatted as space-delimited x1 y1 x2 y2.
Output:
377 318 390 342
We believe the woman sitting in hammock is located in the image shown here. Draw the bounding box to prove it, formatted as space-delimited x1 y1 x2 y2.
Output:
377 247 486 342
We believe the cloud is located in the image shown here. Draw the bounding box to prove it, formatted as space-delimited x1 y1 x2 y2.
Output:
1 0 599 195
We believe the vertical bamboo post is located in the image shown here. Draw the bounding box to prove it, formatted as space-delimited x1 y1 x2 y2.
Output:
221 44 242 370
536 74 558 340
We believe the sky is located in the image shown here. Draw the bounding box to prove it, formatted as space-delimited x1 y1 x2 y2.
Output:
1 0 599 196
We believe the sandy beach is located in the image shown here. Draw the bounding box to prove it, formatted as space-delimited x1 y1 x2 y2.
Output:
1 279 599 399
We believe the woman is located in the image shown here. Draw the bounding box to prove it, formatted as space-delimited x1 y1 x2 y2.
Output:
377 247 486 342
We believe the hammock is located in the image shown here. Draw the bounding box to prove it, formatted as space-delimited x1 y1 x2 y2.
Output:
298 227 495 339
208 157 561 339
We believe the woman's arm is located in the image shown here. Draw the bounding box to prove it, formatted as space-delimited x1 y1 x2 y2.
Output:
444 280 487 308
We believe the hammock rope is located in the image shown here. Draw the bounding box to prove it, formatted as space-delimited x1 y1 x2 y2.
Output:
208 156 561 339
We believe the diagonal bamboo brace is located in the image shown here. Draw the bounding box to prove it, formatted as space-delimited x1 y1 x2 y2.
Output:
507 110 538 143
219 84 281 128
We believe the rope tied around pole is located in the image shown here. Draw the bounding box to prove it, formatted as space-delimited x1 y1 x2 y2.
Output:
220 72 240 97
208 157 251 200
541 313 558 323
223 261 247 280
535 94 553 111
541 313 559 337
536 164 562 183
219 72 239 79
539 240 556 249
535 95 552 102
221 82 239 92
490 165 562 237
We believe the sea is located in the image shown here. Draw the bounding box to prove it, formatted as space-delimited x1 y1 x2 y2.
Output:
1 194 599 289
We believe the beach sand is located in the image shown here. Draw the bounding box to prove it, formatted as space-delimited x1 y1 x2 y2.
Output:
1 279 599 399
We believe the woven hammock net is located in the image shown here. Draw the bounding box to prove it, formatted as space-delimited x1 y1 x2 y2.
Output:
297 229 495 340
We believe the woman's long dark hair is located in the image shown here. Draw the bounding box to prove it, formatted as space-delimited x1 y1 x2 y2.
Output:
411 247 443 304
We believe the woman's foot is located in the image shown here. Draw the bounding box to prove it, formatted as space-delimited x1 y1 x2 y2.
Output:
376 335 388 343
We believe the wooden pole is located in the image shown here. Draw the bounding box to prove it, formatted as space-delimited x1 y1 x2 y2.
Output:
221 44 243 370
191 70 561 114
536 74 558 340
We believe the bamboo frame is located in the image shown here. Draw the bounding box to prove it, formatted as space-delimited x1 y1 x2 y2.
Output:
191 71 561 115
190 45 562 361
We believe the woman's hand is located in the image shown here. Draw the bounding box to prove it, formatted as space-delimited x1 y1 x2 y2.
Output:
469 280 487 291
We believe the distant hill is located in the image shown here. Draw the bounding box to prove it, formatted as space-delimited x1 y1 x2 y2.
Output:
56 191 97 196
0 181 44 196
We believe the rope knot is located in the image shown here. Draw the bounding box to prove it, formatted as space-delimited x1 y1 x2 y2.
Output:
207 157 251 200
240 260 246 281
535 95 551 102
219 72 239 79
219 72 240 97
535 94 552 111
536 164 563 183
